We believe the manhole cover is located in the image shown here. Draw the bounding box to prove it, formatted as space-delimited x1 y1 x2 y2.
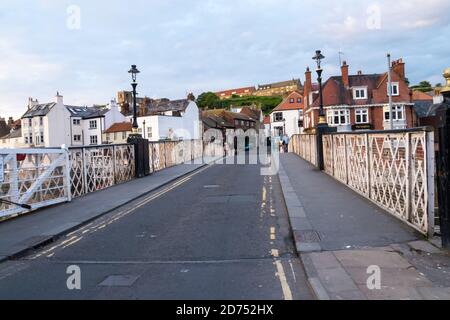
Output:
295 230 321 243
98 275 139 287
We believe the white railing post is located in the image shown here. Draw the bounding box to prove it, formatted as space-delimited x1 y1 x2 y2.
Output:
11 153 19 204
365 133 371 198
405 132 412 222
63 146 72 202
344 135 349 185
82 148 88 195
426 130 436 237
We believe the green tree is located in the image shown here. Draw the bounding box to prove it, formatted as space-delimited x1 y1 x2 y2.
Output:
411 80 433 93
196 92 220 109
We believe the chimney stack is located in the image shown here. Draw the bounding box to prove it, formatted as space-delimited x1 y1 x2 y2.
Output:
304 67 312 108
187 92 196 101
28 97 38 110
55 91 63 104
341 61 349 88
392 58 405 80
7 117 14 126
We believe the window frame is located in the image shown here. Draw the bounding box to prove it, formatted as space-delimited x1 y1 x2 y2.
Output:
353 87 368 100
327 109 350 125
89 135 98 145
273 112 283 122
355 108 369 124
387 82 400 97
384 105 405 121
89 120 97 130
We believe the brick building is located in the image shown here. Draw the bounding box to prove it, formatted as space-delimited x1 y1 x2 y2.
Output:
254 79 303 97
303 59 416 132
215 86 256 100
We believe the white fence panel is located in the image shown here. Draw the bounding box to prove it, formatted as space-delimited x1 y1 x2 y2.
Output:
0 148 71 219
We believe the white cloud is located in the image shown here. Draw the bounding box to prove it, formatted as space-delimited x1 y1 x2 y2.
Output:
0 38 63 82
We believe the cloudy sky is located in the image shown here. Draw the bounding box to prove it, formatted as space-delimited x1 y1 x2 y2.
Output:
0 0 449 118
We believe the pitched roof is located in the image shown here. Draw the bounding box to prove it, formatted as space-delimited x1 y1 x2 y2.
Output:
66 105 107 119
104 122 133 134
149 99 190 114
310 72 409 108
1 128 21 139
202 110 235 128
22 103 107 119
412 90 433 101
272 91 304 112
263 116 270 125
216 86 255 96
240 106 262 121
22 103 56 118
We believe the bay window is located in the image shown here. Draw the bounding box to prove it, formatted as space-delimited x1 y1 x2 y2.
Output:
384 105 405 121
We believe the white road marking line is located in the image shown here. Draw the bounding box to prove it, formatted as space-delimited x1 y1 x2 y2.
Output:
289 260 297 283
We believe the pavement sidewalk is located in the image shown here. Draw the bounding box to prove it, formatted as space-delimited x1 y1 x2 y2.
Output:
279 153 450 300
0 161 210 263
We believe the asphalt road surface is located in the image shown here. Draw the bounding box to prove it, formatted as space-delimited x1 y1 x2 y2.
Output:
0 159 313 300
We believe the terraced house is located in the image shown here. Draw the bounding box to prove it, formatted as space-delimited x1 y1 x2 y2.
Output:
303 59 416 132
20 93 107 148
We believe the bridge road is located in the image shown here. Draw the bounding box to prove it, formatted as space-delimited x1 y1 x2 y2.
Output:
0 159 313 300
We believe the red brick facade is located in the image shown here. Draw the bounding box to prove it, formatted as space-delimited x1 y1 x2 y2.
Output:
303 58 416 132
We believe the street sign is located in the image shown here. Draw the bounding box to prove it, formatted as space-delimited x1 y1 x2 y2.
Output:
0 156 4 183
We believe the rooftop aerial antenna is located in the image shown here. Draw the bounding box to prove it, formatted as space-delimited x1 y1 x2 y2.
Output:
338 51 345 67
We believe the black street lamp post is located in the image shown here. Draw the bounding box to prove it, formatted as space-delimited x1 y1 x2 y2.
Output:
313 50 326 124
128 64 141 136
126 64 149 178
312 50 335 170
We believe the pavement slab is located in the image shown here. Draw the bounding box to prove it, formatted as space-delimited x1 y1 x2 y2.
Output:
279 153 450 300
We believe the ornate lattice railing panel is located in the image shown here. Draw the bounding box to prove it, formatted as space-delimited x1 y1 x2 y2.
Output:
290 134 317 167
69 144 135 198
332 134 347 184
346 134 369 196
290 129 434 236
1 149 70 218
369 134 409 220
409 132 429 232
323 135 333 176
114 145 135 184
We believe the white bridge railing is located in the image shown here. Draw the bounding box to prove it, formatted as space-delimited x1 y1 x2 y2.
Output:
288 134 317 167
291 128 435 236
1 139 205 220
69 144 136 198
0 148 71 218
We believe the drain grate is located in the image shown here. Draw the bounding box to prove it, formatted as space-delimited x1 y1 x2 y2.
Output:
295 230 321 243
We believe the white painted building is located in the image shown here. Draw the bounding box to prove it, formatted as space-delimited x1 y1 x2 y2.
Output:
134 98 201 142
269 91 304 138
1 93 110 149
